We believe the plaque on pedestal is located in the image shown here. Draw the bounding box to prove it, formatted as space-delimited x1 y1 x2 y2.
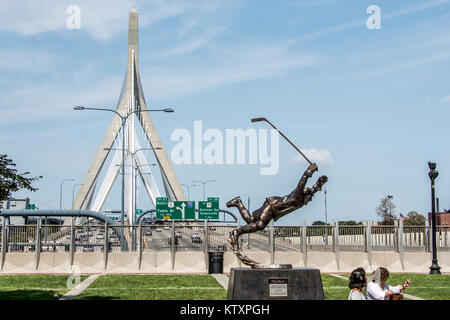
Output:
227 267 324 300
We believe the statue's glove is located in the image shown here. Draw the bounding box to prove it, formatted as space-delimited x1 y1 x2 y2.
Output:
305 163 318 177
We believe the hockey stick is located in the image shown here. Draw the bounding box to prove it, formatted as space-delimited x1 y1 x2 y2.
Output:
251 117 313 165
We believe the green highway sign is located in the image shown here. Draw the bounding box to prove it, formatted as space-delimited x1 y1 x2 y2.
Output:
156 197 195 220
199 197 219 220
135 209 143 215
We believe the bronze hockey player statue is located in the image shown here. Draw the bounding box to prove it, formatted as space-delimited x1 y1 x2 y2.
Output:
227 162 328 267
225 115 331 268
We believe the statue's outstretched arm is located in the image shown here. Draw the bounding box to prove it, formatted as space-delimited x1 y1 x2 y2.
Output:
295 163 318 196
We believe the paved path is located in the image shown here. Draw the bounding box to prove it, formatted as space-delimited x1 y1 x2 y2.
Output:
211 274 229 290
328 274 425 300
59 274 102 300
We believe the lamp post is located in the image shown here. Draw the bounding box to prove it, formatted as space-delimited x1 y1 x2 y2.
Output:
118 164 156 220
181 184 197 200
107 146 159 224
192 180 216 200
59 178 74 225
385 195 393 246
72 184 82 208
324 188 328 245
74 106 173 231
60 179 75 211
428 161 441 275
72 183 82 224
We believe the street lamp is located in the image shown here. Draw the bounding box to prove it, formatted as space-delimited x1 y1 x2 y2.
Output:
72 183 83 224
387 195 393 222
181 184 197 200
74 106 173 230
60 179 75 210
428 161 441 275
59 178 74 226
72 183 82 208
324 188 328 245
192 180 216 200
107 146 159 224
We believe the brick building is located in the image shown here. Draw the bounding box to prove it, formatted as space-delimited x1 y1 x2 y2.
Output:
428 211 450 226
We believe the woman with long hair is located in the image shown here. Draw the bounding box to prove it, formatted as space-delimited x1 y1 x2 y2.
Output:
366 267 411 300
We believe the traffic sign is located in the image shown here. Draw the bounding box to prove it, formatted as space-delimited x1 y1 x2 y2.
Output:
199 197 219 220
135 209 143 215
156 197 195 220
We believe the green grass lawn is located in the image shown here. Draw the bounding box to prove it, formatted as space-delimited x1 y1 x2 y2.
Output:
76 275 227 300
0 275 89 300
384 273 450 300
0 273 447 300
321 274 350 300
324 273 450 300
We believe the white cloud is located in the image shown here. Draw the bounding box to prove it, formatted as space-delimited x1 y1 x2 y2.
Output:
0 0 222 40
0 75 123 124
0 1 316 124
0 49 56 72
292 0 450 43
144 41 318 98
442 95 450 104
293 149 334 165
163 26 224 56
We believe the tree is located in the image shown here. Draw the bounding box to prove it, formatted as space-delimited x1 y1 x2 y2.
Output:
403 211 426 226
312 220 329 226
338 220 362 225
0 154 42 207
376 196 397 225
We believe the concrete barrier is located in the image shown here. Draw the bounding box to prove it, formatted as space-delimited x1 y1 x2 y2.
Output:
0 251 449 274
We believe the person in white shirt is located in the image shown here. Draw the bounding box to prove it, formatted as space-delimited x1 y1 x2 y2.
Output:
366 267 411 300
348 267 367 300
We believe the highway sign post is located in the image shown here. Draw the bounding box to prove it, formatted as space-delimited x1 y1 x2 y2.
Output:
156 197 195 220
198 197 220 220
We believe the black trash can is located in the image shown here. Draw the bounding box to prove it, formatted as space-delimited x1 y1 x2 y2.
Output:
208 251 224 274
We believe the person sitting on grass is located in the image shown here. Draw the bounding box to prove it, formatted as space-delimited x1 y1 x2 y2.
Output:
366 267 411 300
348 267 367 300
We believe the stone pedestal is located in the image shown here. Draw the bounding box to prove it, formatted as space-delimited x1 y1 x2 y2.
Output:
227 267 324 300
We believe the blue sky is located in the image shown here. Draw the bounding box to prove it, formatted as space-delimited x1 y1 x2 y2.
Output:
1 0 449 225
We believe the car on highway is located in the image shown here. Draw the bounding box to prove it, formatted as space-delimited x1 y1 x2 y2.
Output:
156 227 162 232
145 230 152 236
164 226 170 230
175 231 182 238
96 234 104 239
79 234 88 240
191 235 202 244
82 246 94 252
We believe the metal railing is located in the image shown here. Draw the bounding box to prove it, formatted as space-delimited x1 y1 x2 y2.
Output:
1 222 449 255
